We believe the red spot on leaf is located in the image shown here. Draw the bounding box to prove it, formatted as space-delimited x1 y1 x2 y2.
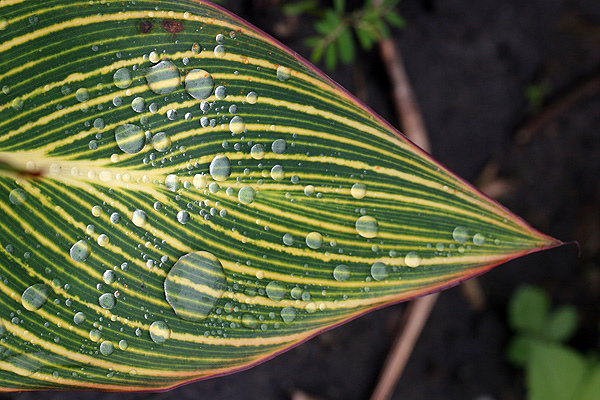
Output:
140 20 152 34
162 19 183 33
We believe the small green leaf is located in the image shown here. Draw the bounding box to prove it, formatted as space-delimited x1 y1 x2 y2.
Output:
509 286 550 334
325 41 338 70
333 0 346 14
337 27 356 64
385 12 406 29
577 365 600 400
355 26 377 50
545 305 578 342
506 335 537 367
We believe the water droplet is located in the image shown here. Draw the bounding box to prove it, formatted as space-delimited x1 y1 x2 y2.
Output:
193 174 208 189
118 340 128 350
113 68 132 89
246 91 258 104
209 182 220 193
351 183 367 199
89 329 102 342
73 312 86 325
272 139 287 154
22 284 49 311
266 281 286 301
191 42 201 53
93 118 105 130
333 265 350 282
99 340 114 356
115 124 146 154
306 232 323 249
131 97 146 113
404 252 421 268
473 233 486 246
356 216 379 239
283 233 294 246
165 174 180 192
238 186 256 205
229 115 245 134
304 185 315 197
277 66 292 81
110 212 121 224
99 293 116 309
11 98 23 110
213 44 226 58
151 132 171 152
75 88 89 102
9 189 27 205
97 234 109 247
214 85 226 99
209 155 231 181
148 51 160 63
452 226 469 244
250 144 265 160
270 165 284 181
281 306 296 323
92 205 102 217
177 210 190 224
0 19 8 31
70 240 91 262
102 270 115 284
185 68 214 100
132 209 148 227
370 262 388 281
149 321 171 344
145 60 180 95
164 251 227 321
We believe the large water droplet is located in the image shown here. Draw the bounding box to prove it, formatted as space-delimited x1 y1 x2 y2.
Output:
209 155 231 181
75 88 89 102
306 232 323 249
102 270 116 284
270 165 285 181
73 312 86 325
229 116 245 134
164 251 227 321
473 233 486 246
70 240 91 262
165 174 180 192
277 66 292 81
97 234 109 247
149 321 171 344
355 215 379 239
131 97 146 113
145 60 180 95
22 283 49 311
452 226 469 244
9 189 27 205
281 306 296 323
99 293 116 309
370 262 388 281
351 183 367 199
132 209 147 227
271 139 287 154
404 252 421 268
193 174 208 189
177 210 190 224
115 124 146 154
113 68 132 89
238 186 256 205
185 69 214 100
266 281 286 302
250 144 265 160
99 340 114 356
283 233 294 246
333 265 350 282
151 132 171 152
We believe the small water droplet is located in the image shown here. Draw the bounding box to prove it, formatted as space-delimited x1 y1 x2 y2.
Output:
165 174 180 192
193 174 208 189
404 252 421 268
149 321 171 344
113 68 132 89
281 306 296 323
73 312 86 325
185 68 214 100
214 85 226 99
266 281 286 302
70 240 91 262
132 209 148 227
250 144 265 160
209 155 231 181
92 205 102 217
99 293 116 309
283 233 294 246
97 234 109 247
238 186 256 205
22 283 49 311
452 226 469 244
304 185 315 197
115 124 146 154
306 232 323 249
355 215 379 239
102 270 116 284
272 139 287 154
214 45 226 58
148 51 160 63
177 210 190 224
473 233 486 246
145 60 180 95
370 262 388 281
333 265 350 282
351 183 367 199
191 42 201 54
9 189 27 205
118 340 128 350
99 340 114 356
131 97 146 113
246 91 258 104
164 251 227 321
89 329 102 342
151 132 171 152
75 88 89 102
271 165 285 181
229 116 245 134
277 66 292 81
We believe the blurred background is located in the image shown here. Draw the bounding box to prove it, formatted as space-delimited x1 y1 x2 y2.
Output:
5 0 599 399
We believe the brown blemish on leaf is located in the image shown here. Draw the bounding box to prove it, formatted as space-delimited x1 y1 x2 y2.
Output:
140 20 152 34
162 19 183 34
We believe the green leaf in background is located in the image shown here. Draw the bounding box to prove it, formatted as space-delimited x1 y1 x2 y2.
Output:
0 0 559 391
509 285 550 334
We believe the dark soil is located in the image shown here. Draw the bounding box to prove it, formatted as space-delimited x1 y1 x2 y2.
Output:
6 0 600 399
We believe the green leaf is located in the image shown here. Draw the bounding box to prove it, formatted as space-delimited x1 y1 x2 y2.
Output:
545 305 578 342
384 12 407 29
527 342 587 400
509 285 550 334
506 335 537 367
333 0 346 14
337 27 356 64
325 42 338 70
577 365 600 400
0 0 560 391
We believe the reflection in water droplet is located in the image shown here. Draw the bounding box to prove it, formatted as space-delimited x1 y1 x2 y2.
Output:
304 185 315 197
165 174 180 192
238 186 256 205
149 321 171 344
193 174 208 189
97 234 109 247
22 283 49 311
266 281 286 301
102 270 115 284
209 155 231 181
115 124 146 154
191 42 201 53
70 240 91 262
151 132 171 152
110 212 121 224
149 51 160 63
271 139 287 154
306 232 323 249
89 329 101 342
92 205 102 217
9 189 27 205
118 340 128 350
146 60 180 95
250 144 265 160
404 252 421 268
131 97 146 113
452 226 469 244
177 210 190 224
99 341 114 356
277 66 292 81
333 265 350 282
164 251 227 321
113 68 132 89
282 233 294 246
281 306 296 323
73 312 86 325
132 209 148 227
355 215 379 239
185 68 214 100
271 165 284 181
75 88 89 102
99 293 116 309
370 262 388 281
229 116 245 134
351 183 367 199
473 233 486 246
214 45 226 58
246 91 258 104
